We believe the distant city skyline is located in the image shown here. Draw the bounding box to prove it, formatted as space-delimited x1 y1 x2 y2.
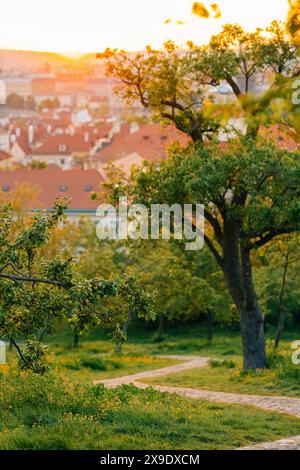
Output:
0 0 289 55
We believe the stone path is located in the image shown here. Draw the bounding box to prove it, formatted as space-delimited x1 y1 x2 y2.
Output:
96 355 300 450
95 355 210 388
239 435 300 450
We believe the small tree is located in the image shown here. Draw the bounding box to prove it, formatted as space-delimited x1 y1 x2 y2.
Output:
0 200 154 373
6 93 25 109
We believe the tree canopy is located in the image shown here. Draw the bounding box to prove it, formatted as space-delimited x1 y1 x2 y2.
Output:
0 200 154 373
99 17 300 369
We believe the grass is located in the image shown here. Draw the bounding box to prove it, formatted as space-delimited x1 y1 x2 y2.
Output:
45 324 246 357
143 343 300 398
2 325 300 450
1 372 300 450
43 326 300 396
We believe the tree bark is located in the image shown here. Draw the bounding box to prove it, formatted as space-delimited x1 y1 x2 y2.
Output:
38 326 48 342
206 309 214 343
239 248 266 369
274 248 290 350
220 220 266 370
240 305 266 369
116 310 133 354
157 315 164 341
73 330 80 349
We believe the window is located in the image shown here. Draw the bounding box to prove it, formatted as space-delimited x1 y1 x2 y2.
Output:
59 144 67 152
2 185 10 192
84 185 92 192
60 185 68 192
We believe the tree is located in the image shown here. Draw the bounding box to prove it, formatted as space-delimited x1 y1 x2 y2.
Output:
39 97 60 111
0 200 154 373
73 152 91 170
106 138 300 369
99 20 300 369
98 21 298 141
26 95 36 110
254 235 300 349
6 93 25 109
287 0 300 42
130 241 233 342
28 160 48 170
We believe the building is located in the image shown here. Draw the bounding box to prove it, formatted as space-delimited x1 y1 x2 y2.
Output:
0 128 10 152
1 77 32 98
9 135 32 164
0 167 104 220
32 76 56 95
85 78 113 99
0 150 14 169
93 123 190 171
26 133 96 169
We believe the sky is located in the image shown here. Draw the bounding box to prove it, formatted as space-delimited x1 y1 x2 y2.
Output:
0 0 290 54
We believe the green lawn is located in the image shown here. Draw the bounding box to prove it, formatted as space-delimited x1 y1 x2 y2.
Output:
143 358 300 398
1 372 300 450
6 341 179 386
44 327 300 396
136 332 300 398
2 326 299 450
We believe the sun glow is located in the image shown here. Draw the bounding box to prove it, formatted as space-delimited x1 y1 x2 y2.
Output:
0 0 289 54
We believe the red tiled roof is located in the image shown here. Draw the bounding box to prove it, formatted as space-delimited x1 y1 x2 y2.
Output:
260 125 298 152
81 123 113 139
0 168 104 210
14 137 32 155
0 150 12 161
31 134 93 156
95 123 190 164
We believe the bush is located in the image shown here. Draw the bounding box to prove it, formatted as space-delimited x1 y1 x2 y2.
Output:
209 359 236 369
80 356 123 371
0 371 120 431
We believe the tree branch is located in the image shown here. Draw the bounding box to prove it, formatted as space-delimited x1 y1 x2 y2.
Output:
250 228 295 250
204 209 223 246
226 75 242 97
10 338 28 366
0 273 65 288
204 235 224 269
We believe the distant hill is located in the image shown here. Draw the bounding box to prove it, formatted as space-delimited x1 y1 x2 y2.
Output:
0 49 102 74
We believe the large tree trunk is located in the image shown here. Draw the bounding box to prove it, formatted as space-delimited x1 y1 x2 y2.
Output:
240 306 266 369
221 220 266 370
239 248 266 369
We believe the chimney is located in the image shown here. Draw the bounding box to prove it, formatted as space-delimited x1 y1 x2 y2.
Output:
130 121 139 134
112 122 121 135
47 124 52 134
84 132 89 143
28 125 34 144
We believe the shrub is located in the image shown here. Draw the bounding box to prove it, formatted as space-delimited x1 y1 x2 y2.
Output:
209 359 236 369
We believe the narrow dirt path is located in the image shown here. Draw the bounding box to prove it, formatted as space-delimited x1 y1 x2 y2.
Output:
96 355 300 450
94 355 209 388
